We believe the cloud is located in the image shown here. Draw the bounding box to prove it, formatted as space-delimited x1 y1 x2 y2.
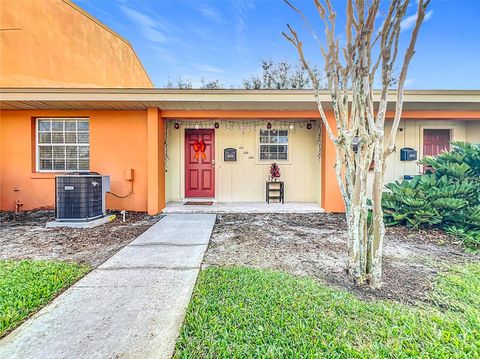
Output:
142 27 168 44
231 0 256 58
401 10 433 31
193 64 225 73
232 0 255 13
405 78 415 87
120 5 169 44
120 6 156 28
150 45 176 64
189 24 212 40
198 5 225 24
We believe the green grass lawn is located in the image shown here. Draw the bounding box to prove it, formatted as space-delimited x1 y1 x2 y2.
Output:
175 264 480 358
0 260 89 337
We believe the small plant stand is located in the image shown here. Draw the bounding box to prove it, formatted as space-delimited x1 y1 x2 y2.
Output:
266 181 284 204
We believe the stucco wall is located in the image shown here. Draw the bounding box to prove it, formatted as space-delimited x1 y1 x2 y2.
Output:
0 110 149 211
166 121 321 203
0 0 152 88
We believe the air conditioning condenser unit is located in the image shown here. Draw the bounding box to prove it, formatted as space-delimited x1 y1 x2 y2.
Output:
55 173 110 221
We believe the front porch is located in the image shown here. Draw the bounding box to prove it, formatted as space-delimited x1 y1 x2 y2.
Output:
165 118 324 207
163 201 324 214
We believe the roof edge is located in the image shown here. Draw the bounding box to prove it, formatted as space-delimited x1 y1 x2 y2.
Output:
63 0 130 45
1 88 479 95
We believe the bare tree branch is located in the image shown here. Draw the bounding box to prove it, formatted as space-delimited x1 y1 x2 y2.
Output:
284 0 325 54
284 0 430 287
282 24 336 143
386 0 428 155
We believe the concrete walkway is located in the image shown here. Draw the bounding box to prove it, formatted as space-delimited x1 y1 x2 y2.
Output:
0 214 216 359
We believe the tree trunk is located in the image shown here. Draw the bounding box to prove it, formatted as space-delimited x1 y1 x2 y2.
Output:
369 139 386 287
346 205 369 285
284 0 431 288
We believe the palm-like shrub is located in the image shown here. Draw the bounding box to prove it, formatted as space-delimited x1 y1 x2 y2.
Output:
382 142 480 249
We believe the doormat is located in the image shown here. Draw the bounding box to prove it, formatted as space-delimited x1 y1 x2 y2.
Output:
183 201 214 206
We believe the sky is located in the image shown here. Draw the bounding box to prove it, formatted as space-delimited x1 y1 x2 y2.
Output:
73 0 480 89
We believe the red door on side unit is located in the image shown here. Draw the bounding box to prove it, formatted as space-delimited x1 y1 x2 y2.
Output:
423 129 451 156
423 129 451 173
185 129 215 198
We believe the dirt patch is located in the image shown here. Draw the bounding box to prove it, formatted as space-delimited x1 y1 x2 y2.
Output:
204 213 478 304
0 210 161 267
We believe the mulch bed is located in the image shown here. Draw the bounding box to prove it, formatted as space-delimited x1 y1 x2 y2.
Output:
0 210 161 267
204 213 478 304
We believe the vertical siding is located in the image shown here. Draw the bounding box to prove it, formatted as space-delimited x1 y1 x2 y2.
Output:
166 121 321 203
466 122 480 143
367 119 478 195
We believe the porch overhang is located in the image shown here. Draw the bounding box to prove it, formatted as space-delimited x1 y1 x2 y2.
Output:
1 88 480 117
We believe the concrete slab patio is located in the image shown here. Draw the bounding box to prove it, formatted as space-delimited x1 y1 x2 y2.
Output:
163 201 325 214
0 214 216 359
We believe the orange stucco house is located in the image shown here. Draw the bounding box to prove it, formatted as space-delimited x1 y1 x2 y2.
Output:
1 0 479 215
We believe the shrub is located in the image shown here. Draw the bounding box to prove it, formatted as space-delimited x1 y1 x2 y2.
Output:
382 142 480 249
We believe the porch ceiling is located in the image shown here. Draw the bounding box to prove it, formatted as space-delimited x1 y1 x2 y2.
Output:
1 88 480 112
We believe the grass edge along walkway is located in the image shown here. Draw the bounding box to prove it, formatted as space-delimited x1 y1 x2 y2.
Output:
175 264 480 358
0 260 90 337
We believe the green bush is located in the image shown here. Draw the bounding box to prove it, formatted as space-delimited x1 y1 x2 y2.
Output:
383 142 480 249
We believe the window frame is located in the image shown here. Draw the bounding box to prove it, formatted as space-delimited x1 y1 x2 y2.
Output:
258 128 290 162
35 117 90 173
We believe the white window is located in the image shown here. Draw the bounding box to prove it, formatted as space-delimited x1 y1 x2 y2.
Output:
36 118 90 172
259 129 288 160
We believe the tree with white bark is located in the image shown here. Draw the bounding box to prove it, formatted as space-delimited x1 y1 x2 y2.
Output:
283 0 431 287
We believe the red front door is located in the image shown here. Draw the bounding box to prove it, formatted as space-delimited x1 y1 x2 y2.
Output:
185 129 215 197
423 129 451 173
423 129 451 156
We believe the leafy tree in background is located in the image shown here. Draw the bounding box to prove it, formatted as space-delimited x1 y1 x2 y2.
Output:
200 79 224 89
164 77 193 89
164 77 224 89
162 60 322 89
242 59 323 89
